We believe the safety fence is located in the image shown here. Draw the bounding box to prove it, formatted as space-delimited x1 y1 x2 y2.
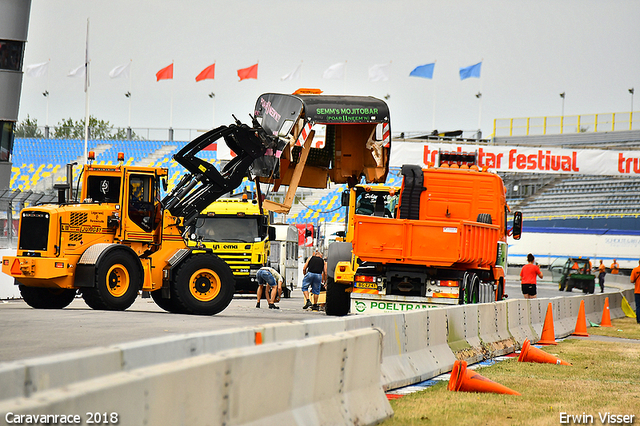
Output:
493 111 640 137
0 289 634 426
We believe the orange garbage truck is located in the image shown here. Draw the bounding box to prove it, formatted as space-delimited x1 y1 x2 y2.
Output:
325 150 522 315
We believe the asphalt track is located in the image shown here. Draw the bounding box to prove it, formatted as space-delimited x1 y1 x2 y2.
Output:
0 277 624 363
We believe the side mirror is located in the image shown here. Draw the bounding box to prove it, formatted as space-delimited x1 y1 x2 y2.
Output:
341 191 350 207
161 177 168 192
268 226 276 241
512 211 522 240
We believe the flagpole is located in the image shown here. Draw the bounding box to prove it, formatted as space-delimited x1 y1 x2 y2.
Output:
170 61 174 134
83 18 90 164
432 60 437 132
46 59 50 128
210 91 216 129
128 59 132 128
477 62 484 137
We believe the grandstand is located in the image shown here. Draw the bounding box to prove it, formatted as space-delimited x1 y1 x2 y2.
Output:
9 138 217 194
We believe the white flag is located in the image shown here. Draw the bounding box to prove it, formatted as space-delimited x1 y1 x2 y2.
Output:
322 62 346 80
281 63 301 81
368 63 390 82
109 62 131 79
25 61 49 78
68 64 85 78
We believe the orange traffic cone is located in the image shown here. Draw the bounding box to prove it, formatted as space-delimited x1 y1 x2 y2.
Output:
448 360 521 395
572 300 589 337
518 339 571 366
600 297 612 327
537 302 558 345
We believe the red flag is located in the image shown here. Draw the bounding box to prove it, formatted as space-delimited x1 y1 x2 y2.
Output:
196 63 215 82
237 63 258 81
156 63 173 81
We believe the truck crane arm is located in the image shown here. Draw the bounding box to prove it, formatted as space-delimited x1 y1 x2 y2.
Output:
161 117 277 229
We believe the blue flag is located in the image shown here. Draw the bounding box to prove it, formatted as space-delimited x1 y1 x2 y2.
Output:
409 63 435 79
459 62 482 80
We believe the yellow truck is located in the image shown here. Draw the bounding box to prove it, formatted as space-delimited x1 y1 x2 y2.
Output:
190 197 273 294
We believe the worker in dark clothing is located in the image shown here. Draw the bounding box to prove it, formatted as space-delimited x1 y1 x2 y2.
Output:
301 250 327 311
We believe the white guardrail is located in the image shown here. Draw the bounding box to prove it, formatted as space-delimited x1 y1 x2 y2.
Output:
0 289 634 426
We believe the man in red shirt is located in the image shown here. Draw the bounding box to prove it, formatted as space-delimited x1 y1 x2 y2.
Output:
630 260 640 324
520 253 543 299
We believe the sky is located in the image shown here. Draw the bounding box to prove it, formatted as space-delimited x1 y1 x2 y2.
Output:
17 0 640 139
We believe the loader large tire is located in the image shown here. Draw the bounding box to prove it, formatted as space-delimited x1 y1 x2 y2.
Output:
82 250 140 311
151 290 187 314
171 254 235 315
19 285 76 309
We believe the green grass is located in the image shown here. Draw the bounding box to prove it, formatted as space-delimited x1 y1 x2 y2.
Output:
589 316 640 340
383 318 640 426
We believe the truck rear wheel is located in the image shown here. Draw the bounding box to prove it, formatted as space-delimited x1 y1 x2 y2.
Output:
82 251 140 311
496 277 504 301
19 285 76 309
459 273 469 305
466 273 480 304
325 277 350 316
171 254 234 315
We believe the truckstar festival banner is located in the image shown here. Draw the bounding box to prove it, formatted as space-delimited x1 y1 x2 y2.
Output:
390 142 640 176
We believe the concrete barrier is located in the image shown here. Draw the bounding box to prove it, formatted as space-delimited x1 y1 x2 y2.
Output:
623 289 635 311
608 292 624 318
0 328 257 402
552 297 575 337
583 295 600 325
506 299 536 345
528 299 545 341
0 347 122 401
0 363 26 401
0 282 634 416
425 308 456 376
116 328 253 370
566 297 582 333
0 329 392 426
447 304 484 363
345 313 415 390
477 303 515 358
494 302 516 355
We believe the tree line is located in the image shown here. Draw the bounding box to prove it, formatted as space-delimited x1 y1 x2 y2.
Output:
15 116 139 140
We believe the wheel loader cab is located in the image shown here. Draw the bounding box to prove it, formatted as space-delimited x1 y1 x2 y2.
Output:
79 165 166 242
126 173 160 232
